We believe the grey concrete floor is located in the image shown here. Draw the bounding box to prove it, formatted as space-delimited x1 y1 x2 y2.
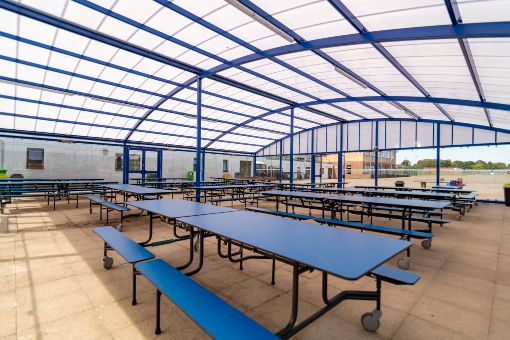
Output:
1 195 509 339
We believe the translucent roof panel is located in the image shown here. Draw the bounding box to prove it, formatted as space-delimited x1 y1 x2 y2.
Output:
339 0 451 31
0 0 509 153
468 38 510 106
382 40 480 101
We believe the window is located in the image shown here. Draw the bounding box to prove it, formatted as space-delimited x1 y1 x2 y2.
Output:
115 153 141 171
26 148 44 169
222 160 229 172
130 154 141 171
115 153 123 171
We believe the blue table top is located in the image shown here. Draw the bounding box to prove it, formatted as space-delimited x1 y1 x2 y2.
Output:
355 185 473 194
127 199 237 218
262 190 451 210
0 180 116 186
106 184 173 195
314 187 454 198
190 184 276 190
178 211 411 280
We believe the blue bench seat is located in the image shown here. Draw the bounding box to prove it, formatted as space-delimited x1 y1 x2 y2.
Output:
136 259 277 338
93 226 155 305
370 265 420 285
87 195 130 224
246 207 313 220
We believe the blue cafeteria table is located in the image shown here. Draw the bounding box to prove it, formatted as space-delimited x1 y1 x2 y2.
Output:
105 184 174 201
177 210 412 337
126 199 236 248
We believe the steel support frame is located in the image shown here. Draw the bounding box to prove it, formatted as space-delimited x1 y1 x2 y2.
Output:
374 122 379 186
310 129 316 188
436 124 441 186
444 0 493 126
337 123 344 188
195 78 203 201
279 142 283 183
289 108 295 191
252 155 257 177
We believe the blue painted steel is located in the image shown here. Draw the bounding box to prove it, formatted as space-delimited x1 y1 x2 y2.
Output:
201 151 206 183
122 145 129 184
326 0 451 121
70 0 342 138
207 22 510 74
127 199 237 219
310 129 316 187
444 0 493 126
0 31 281 119
178 210 411 280
0 128 253 156
289 108 295 190
338 123 344 188
1 0 335 139
279 142 283 183
135 258 277 339
156 0 375 120
252 155 256 177
195 78 203 202
93 226 155 263
157 149 163 180
257 118 510 156
214 94 510 151
374 122 379 186
436 124 441 185
226 0 395 119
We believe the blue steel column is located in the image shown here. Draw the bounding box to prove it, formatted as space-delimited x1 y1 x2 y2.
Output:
195 78 202 201
374 122 379 187
201 150 205 182
252 155 256 177
310 129 316 188
279 142 283 183
122 144 129 184
338 124 344 188
289 107 295 190
157 149 163 180
436 123 441 185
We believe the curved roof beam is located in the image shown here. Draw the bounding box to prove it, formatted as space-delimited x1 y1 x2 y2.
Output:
204 21 510 76
326 0 452 121
68 1 347 136
0 1 340 140
156 0 395 120
255 118 510 155
444 0 493 127
203 95 510 150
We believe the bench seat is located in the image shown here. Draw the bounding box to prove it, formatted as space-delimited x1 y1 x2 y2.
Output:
87 195 130 224
362 204 444 217
246 207 313 220
314 217 432 245
93 226 155 305
210 195 266 207
136 259 276 338
370 265 420 285
93 226 153 263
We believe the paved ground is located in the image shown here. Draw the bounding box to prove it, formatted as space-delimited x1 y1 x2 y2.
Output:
1 195 509 339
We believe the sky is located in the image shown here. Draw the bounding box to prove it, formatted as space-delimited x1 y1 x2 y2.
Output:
396 145 510 165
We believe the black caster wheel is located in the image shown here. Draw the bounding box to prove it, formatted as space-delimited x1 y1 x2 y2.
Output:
397 257 410 270
361 309 381 332
421 238 432 249
103 255 114 269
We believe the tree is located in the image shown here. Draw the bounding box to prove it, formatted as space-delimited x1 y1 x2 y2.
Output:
400 159 411 167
